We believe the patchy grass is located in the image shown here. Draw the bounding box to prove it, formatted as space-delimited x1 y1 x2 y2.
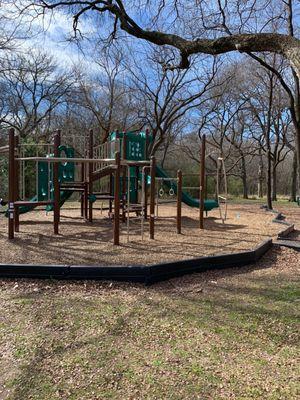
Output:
0 247 299 400
229 196 300 207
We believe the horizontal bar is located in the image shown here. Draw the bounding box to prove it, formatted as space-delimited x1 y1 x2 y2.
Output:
19 144 53 148
183 173 215 177
155 177 178 181
182 187 199 189
61 182 86 187
14 201 53 206
15 157 115 163
121 160 150 166
60 188 85 192
0 145 9 153
0 146 17 154
94 195 114 200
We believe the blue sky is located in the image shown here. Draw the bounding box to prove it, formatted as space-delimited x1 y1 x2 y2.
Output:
10 3 99 71
6 0 300 75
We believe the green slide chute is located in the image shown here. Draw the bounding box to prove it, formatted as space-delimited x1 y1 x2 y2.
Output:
155 165 219 212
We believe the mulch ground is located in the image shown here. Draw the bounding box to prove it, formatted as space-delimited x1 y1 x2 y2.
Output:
0 202 285 266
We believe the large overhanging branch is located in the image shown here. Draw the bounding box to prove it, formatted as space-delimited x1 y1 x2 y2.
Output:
33 1 300 75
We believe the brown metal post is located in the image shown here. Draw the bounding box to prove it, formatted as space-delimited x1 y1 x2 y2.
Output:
8 129 15 239
84 182 88 219
204 173 208 201
121 166 126 222
57 130 61 146
143 166 149 220
135 166 139 204
53 133 60 234
88 129 93 223
57 130 61 222
109 173 113 216
199 134 206 229
80 162 85 217
80 194 84 217
14 135 20 232
149 156 156 239
114 151 121 245
177 169 182 234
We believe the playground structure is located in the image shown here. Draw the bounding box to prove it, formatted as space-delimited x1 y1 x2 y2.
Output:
0 128 226 245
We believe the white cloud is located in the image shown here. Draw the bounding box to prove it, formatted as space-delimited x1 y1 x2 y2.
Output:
3 1 101 73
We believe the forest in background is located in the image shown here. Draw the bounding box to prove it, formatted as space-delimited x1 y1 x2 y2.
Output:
0 0 300 207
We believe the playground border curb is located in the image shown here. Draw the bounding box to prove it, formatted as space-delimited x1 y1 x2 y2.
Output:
0 239 273 284
277 224 295 239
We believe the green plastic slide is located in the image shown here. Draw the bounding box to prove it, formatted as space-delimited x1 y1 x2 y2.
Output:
155 165 219 212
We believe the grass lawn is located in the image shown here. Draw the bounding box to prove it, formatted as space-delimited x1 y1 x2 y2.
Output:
229 196 299 207
0 246 299 400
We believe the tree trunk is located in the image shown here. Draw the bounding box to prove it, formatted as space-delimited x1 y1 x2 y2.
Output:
266 149 272 209
272 164 277 201
291 150 297 202
294 124 300 193
241 156 248 199
258 167 264 198
257 151 264 198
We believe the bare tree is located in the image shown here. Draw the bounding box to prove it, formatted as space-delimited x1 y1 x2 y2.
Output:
73 47 138 143
0 49 73 138
247 57 293 207
129 48 223 155
0 1 21 53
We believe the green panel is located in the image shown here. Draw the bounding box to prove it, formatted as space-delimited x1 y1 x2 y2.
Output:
126 134 145 161
109 131 153 202
38 161 50 201
37 145 75 202
109 131 153 161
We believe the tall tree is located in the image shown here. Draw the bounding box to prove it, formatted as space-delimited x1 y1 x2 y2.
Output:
0 50 73 138
129 48 222 155
73 47 138 143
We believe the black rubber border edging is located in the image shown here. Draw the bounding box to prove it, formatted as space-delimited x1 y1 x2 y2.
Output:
0 239 272 285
